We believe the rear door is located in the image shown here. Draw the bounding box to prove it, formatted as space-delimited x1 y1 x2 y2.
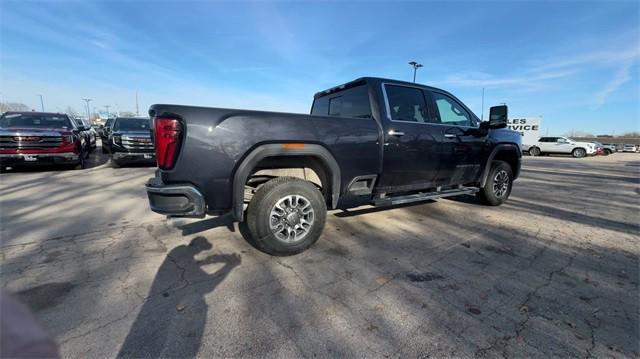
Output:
537 137 551 152
555 137 573 153
378 84 443 192
428 90 486 186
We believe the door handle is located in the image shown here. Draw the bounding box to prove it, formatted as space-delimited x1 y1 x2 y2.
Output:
444 134 457 138
388 130 405 136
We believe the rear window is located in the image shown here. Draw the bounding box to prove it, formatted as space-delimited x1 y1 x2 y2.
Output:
311 85 371 118
113 118 150 131
0 113 72 129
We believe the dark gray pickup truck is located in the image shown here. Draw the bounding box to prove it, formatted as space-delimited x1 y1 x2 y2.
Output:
146 77 521 255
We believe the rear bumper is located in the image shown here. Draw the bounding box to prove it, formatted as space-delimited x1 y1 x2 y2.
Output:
146 176 205 218
0 152 79 166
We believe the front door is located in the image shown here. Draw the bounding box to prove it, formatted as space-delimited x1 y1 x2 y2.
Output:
428 90 487 186
379 84 443 193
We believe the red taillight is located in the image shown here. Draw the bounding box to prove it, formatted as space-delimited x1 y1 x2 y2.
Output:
154 117 182 170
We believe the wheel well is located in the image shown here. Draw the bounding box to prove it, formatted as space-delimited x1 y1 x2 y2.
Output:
246 155 332 205
493 149 520 179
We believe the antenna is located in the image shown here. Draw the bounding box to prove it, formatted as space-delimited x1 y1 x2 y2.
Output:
481 88 485 121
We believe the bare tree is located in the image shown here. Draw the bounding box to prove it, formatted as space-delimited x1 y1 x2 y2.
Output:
620 131 640 137
563 130 594 138
0 102 31 112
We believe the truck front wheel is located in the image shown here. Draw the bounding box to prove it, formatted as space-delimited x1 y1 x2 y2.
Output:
477 161 513 206
246 177 326 256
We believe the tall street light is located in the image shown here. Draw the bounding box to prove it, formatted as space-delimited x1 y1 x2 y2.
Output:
82 98 92 121
104 105 111 118
37 94 44 111
409 61 423 83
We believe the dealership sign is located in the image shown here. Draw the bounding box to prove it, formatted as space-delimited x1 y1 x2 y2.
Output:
507 117 542 150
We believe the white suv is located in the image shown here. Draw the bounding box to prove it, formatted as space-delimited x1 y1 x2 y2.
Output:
529 137 596 158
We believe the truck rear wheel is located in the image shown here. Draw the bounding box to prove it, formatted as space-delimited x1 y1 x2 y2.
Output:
477 160 513 206
246 177 326 256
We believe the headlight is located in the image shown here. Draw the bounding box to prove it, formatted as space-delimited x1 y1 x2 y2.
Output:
62 135 74 143
112 135 121 145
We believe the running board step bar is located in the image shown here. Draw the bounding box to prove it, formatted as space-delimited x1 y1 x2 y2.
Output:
373 187 480 207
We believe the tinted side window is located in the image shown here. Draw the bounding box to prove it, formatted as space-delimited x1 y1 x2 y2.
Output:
324 85 371 118
431 92 472 126
385 85 430 123
311 97 329 116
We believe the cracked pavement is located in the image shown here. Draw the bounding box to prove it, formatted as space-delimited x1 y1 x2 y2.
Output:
1 150 638 358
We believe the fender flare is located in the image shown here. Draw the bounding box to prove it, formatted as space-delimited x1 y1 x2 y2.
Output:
232 143 341 221
479 143 521 188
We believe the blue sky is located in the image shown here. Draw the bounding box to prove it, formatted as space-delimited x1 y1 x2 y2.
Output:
1 1 638 135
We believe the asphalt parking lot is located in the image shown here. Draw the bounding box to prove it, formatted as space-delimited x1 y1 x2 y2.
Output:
1 148 638 358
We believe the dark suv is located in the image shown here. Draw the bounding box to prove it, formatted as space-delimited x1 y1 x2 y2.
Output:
101 118 115 153
108 117 155 167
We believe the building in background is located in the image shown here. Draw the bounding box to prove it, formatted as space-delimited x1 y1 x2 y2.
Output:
507 117 542 152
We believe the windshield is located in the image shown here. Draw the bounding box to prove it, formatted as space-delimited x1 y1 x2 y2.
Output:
113 118 150 131
0 113 72 129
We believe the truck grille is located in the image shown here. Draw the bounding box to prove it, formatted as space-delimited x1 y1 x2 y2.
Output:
122 136 154 150
0 135 64 149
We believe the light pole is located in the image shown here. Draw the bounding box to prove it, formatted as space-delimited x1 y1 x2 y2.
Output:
104 105 111 118
82 98 92 121
409 61 423 83
37 94 44 111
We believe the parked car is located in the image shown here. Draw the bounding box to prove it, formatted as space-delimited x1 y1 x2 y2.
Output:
528 137 596 158
108 117 155 167
145 77 522 256
591 142 607 156
75 118 97 149
92 124 103 137
101 118 115 153
0 112 90 170
622 144 638 152
601 143 617 154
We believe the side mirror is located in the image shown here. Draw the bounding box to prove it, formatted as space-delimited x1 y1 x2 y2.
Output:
488 105 508 129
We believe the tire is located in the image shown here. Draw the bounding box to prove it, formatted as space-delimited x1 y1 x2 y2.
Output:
603 149 611 156
529 146 541 156
476 160 513 206
111 159 121 168
572 148 586 158
74 151 86 170
246 176 326 256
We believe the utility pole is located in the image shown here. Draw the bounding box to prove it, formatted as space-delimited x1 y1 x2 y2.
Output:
408 61 423 83
481 88 485 121
82 98 92 121
37 94 44 111
135 91 139 116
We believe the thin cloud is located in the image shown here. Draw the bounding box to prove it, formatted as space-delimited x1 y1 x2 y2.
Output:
444 68 578 89
593 61 634 108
